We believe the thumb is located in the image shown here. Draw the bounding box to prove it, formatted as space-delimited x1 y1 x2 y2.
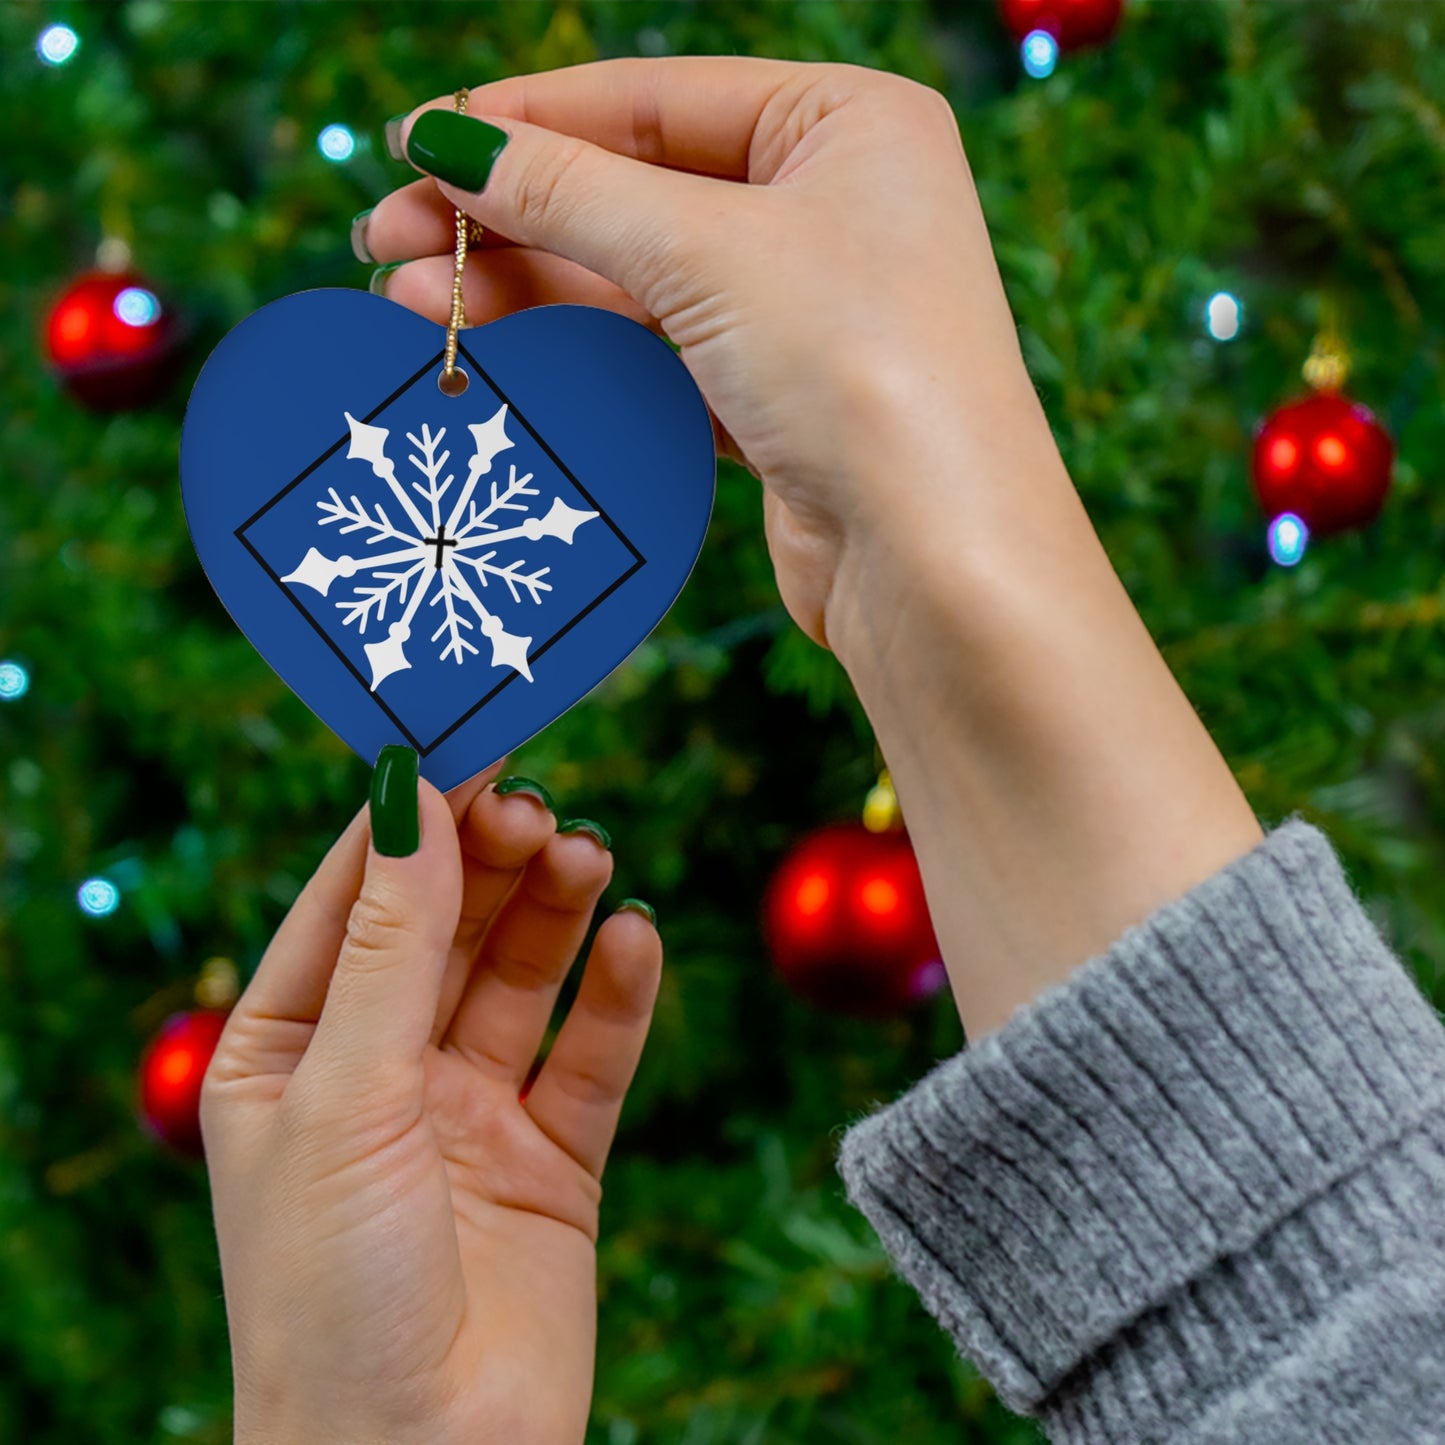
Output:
398 106 733 317
304 747 463 1086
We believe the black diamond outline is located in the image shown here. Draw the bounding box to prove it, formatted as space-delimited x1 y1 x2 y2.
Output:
235 342 646 755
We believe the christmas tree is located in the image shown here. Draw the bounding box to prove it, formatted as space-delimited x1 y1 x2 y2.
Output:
3 3 1443 1442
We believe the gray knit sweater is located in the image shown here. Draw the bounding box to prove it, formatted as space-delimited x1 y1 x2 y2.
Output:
837 820 1445 1443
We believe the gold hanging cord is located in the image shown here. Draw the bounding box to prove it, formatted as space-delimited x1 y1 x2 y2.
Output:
442 88 482 390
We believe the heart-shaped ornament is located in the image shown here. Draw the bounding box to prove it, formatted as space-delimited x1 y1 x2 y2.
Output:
181 290 716 789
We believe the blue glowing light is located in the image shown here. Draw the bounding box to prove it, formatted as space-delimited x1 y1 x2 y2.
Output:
37 24 79 66
78 877 121 917
114 287 161 328
1205 291 1242 342
1267 512 1309 567
0 661 29 701
318 124 356 162
1021 30 1059 79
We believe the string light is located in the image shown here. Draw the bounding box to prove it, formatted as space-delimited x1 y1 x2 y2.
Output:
1021 30 1059 79
910 958 947 1000
317 124 356 162
1205 291 1243 341
37 24 79 66
0 660 29 701
77 877 121 917
1267 512 1309 568
113 286 161 328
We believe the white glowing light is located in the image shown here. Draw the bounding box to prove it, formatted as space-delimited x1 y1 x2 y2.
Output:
38 24 79 66
1022 30 1059 79
1206 291 1243 342
114 287 161 328
0 661 29 701
318 124 356 162
78 877 121 917
1267 512 1309 567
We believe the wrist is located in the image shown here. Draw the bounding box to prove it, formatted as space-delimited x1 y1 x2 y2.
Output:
233 1385 425 1445
822 407 1261 1038
234 1412 426 1445
822 372 1078 687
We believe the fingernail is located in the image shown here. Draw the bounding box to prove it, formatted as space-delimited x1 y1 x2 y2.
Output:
405 110 509 192
617 898 657 926
494 775 555 812
350 208 375 264
369 261 404 297
558 818 612 851
370 745 419 857
384 113 409 162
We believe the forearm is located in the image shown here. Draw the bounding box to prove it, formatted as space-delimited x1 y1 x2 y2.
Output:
825 383 1261 1039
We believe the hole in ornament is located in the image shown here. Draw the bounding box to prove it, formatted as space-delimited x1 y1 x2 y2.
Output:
437 367 470 398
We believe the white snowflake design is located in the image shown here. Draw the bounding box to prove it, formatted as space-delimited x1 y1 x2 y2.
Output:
280 406 598 691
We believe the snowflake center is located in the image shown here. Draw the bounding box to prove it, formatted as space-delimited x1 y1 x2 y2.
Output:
424 525 459 570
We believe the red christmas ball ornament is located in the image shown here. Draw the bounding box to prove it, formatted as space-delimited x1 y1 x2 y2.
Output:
1251 391 1394 537
998 0 1124 50
44 269 181 410
764 822 945 1017
137 1008 229 1157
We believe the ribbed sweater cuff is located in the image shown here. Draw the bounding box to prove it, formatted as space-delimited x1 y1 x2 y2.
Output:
836 819 1445 1427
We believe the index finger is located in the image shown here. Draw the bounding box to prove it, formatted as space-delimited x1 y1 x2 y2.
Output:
423 55 810 182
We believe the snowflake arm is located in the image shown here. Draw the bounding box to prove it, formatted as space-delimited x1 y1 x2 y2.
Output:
428 570 479 666
360 562 437 690
405 424 455 532
282 487 424 596
282 547 352 596
335 560 428 632
468 405 514 477
343 411 433 537
445 566 534 680
453 496 600 551
441 405 516 535
316 488 413 545
455 550 553 605
452 464 540 541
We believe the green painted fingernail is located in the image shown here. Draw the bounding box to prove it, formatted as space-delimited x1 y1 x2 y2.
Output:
384 113 409 161
494 776 555 812
369 261 403 297
350 208 375 264
405 110 509 192
559 818 612 851
370 745 419 857
617 898 656 926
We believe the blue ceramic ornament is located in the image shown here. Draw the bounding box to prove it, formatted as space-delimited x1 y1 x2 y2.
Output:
181 290 715 789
